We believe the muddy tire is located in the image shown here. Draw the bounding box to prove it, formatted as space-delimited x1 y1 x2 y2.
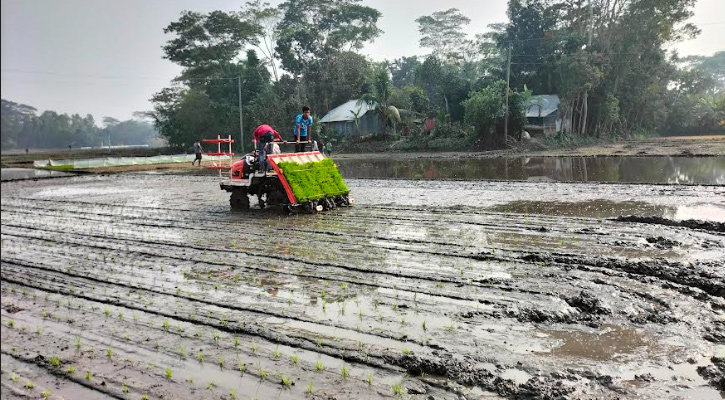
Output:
230 189 250 211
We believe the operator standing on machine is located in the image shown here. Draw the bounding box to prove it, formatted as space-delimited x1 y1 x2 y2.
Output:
252 124 285 171
293 106 313 153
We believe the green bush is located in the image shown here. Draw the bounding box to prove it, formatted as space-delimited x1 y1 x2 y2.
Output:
277 159 349 202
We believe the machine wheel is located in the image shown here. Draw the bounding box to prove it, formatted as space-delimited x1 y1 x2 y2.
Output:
230 189 250 211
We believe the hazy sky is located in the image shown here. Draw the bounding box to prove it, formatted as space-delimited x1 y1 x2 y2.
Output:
1 0 723 122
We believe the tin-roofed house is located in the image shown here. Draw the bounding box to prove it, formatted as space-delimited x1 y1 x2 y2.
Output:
525 95 561 137
319 99 381 137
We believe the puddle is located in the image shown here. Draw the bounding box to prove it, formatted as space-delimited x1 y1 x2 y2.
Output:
488 200 725 222
336 156 725 185
1 167 75 181
537 325 650 361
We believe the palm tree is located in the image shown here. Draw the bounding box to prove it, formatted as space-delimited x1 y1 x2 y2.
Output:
358 66 400 136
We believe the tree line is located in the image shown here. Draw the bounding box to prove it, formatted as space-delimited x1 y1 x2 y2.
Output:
151 0 725 151
1 99 160 150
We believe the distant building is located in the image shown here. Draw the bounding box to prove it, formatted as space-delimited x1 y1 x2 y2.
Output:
319 99 381 136
525 95 561 136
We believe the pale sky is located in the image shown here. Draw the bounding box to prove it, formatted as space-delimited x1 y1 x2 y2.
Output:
1 0 723 122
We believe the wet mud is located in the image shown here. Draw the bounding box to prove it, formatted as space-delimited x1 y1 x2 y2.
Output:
2 173 724 400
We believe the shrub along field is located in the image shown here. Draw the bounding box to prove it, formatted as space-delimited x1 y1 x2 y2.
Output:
1 173 724 400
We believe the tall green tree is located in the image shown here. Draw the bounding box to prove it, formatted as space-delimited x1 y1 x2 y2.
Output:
415 8 472 62
275 0 382 76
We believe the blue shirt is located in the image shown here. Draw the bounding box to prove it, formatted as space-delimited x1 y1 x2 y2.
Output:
294 114 313 138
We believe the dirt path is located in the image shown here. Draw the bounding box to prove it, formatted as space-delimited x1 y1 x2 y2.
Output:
1 174 724 400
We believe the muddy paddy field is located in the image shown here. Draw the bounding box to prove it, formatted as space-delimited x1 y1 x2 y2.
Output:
1 156 724 400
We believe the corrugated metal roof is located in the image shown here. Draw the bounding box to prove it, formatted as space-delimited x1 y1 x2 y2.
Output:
526 95 560 118
319 99 376 123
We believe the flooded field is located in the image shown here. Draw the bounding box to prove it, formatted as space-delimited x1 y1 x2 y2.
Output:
336 156 725 185
1 170 724 400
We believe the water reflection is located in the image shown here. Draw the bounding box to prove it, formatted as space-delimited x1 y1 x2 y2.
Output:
1 168 74 181
488 200 725 222
336 156 725 185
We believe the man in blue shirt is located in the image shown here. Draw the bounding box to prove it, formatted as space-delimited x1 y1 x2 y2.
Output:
293 106 313 153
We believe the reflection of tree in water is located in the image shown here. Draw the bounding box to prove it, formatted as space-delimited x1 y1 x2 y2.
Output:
336 157 725 184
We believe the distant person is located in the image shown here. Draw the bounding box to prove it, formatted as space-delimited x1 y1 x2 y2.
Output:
316 140 324 154
324 141 332 156
25 148 29 154
293 106 313 153
253 124 285 171
192 139 203 166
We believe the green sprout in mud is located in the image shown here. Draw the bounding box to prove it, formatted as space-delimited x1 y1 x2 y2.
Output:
24 380 35 389
41 309 48 319
281 374 292 387
273 347 281 359
341 282 348 291
194 331 202 338
259 369 268 381
118 311 124 320
166 366 172 380
291 355 299 365
238 362 247 373
251 343 259 354
67 365 76 374
443 320 456 332
218 356 225 368
176 325 185 333
8 320 14 329
306 380 314 394
321 291 327 299
133 312 139 321
178 346 186 359
229 388 237 399
103 307 111 317
316 338 323 348
366 373 373 386
341 365 349 379
402 348 411 355
142 394 149 400
22 288 28 296
42 389 51 399
321 299 327 312
10 372 19 382
316 361 324 371
163 320 170 331
392 382 403 396
36 325 42 335
49 357 61 368
122 384 129 393
107 348 114 358
75 336 82 349
124 332 130 342
234 335 240 347
213 332 220 343
198 351 204 363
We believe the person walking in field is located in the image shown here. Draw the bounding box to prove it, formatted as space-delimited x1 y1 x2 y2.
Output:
192 139 204 166
293 106 314 153
252 124 285 171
